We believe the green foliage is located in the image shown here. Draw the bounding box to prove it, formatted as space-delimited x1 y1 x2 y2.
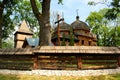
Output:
13 0 41 37
105 0 120 20
86 8 120 46
86 11 103 46
1 0 21 40
88 0 120 20
58 0 63 4
88 1 96 5
0 0 22 48
2 37 14 48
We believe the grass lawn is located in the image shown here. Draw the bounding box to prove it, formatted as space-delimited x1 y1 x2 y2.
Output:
0 74 120 80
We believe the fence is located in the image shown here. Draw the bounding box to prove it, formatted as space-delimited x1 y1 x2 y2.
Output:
0 55 33 70
0 46 120 70
33 53 120 70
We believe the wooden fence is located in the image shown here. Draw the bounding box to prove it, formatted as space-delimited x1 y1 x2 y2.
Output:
0 55 33 70
0 46 120 70
0 54 119 70
33 53 120 70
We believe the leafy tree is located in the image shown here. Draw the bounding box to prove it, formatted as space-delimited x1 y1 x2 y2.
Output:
13 0 41 37
88 0 120 20
86 8 120 46
0 0 20 48
2 37 14 48
30 0 62 46
86 12 103 46
105 0 120 20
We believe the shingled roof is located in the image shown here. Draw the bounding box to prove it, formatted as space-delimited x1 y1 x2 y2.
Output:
54 22 70 32
33 46 120 54
15 20 33 35
0 48 33 55
71 16 90 31
0 46 119 55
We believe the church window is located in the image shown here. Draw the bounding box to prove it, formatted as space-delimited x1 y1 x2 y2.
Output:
89 41 91 46
82 40 84 45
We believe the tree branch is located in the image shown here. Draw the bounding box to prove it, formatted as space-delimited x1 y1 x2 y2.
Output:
30 0 42 20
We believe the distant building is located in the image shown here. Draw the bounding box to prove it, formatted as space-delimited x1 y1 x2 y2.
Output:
52 16 97 46
14 16 97 48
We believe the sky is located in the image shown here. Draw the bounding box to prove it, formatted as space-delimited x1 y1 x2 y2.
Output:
51 0 111 24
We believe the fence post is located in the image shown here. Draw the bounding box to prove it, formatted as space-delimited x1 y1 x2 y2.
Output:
118 55 120 67
33 54 38 69
77 56 82 69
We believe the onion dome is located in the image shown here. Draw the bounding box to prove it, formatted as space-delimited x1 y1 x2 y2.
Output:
52 22 70 40
71 16 90 31
54 22 70 32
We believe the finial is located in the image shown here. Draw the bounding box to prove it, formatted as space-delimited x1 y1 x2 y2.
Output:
76 9 79 20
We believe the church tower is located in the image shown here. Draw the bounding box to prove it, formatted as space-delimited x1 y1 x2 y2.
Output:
14 20 33 48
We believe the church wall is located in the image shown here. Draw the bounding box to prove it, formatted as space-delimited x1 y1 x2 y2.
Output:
77 36 94 46
15 33 33 48
16 41 24 48
16 34 32 40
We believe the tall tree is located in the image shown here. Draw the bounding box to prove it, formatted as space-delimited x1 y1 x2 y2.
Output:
30 0 51 46
86 8 120 46
105 0 120 20
86 12 103 46
30 0 62 46
0 0 19 48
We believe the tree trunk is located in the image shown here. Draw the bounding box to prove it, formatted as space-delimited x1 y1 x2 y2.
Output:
30 0 51 46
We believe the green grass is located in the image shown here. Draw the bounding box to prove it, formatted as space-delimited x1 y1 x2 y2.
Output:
0 74 120 80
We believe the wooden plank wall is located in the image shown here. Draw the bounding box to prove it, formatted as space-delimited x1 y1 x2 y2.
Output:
0 55 33 70
35 54 119 70
0 54 119 70
37 55 78 70
80 55 118 69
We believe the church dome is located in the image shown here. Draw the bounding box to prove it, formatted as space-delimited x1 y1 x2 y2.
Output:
54 22 70 31
71 16 90 31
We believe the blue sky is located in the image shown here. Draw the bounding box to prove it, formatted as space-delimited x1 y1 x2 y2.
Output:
51 0 111 24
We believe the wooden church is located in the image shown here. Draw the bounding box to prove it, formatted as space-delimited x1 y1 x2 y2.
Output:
52 15 97 46
14 16 97 48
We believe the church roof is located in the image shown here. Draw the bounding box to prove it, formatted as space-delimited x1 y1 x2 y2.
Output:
52 34 79 41
23 38 54 48
71 16 90 31
54 22 70 32
15 20 33 35
26 38 39 47
0 46 120 55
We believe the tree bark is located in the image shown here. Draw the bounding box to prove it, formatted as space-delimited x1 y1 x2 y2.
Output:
30 0 51 46
0 0 7 48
